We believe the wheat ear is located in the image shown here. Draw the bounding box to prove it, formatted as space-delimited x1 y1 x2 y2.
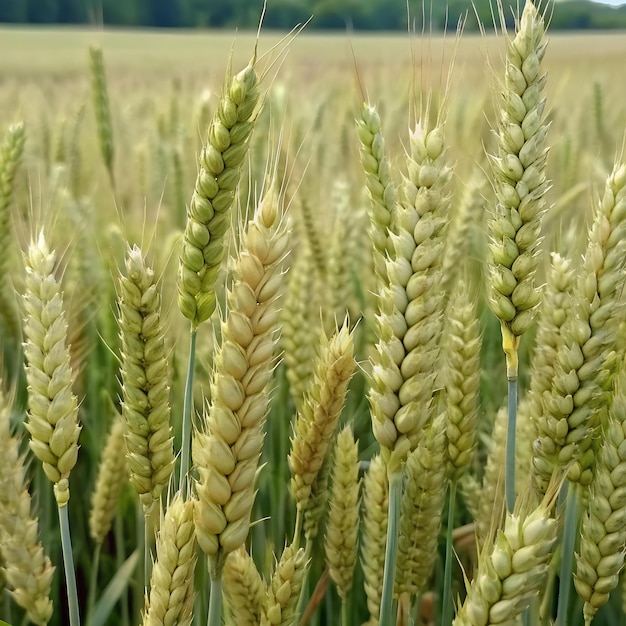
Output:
289 323 356 516
261 543 308 626
361 455 389 624
142 492 197 626
325 425 361 603
22 234 81 507
281 240 322 411
89 46 115 186
178 55 259 326
453 498 558 625
118 245 174 514
223 547 266 626
444 284 481 479
488 0 548 353
396 414 448 596
574 366 626 624
517 253 574 497
368 112 450 474
0 122 25 341
356 102 397 282
89 412 128 544
193 188 289 573
0 382 54 625
532 162 626 491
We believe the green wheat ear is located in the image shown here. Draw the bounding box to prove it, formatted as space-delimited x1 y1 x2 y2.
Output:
89 46 115 186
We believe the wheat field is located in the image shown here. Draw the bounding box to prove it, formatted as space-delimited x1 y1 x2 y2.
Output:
1 4 626 626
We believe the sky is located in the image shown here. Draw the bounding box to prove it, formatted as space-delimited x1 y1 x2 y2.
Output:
593 0 625 4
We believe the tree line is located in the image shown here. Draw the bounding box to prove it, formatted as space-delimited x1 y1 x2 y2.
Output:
1 0 625 30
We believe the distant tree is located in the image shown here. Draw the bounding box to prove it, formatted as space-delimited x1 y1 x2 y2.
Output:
149 0 183 27
26 0 58 22
0 0 26 22
57 0 86 23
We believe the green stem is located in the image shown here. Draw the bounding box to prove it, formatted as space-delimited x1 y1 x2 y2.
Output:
341 599 350 626
58 504 81 626
505 375 518 513
556 483 578 626
441 481 457 626
207 576 223 626
380 471 402 626
293 508 304 548
295 536 315 619
86 543 101 622
114 513 130 626
144 513 153 589
135 503 145 619
179 327 197 488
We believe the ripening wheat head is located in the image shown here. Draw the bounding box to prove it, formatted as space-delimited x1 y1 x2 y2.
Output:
193 187 289 572
289 323 356 513
143 492 197 626
453 497 558 625
532 162 626 491
368 108 451 474
178 56 260 327
0 381 54 626
118 245 174 514
22 234 81 507
487 0 549 363
575 366 626 624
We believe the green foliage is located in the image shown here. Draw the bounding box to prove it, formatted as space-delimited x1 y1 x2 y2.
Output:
3 0 626 30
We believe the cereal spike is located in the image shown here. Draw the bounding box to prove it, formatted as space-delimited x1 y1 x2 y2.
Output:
453 499 558 625
288 323 356 512
193 188 289 571
444 284 481 479
89 413 128 544
0 382 54 625
118 245 174 514
281 241 322 411
223 547 266 626
517 253 574 497
325 426 361 601
574 367 626 624
143 493 197 626
89 46 115 185
356 102 397 282
22 234 81 507
178 56 260 326
0 122 25 341
303 443 332 543
261 543 308 626
361 455 389 624
396 414 448 596
368 112 450 473
488 0 549 350
532 162 626 491
442 169 485 296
